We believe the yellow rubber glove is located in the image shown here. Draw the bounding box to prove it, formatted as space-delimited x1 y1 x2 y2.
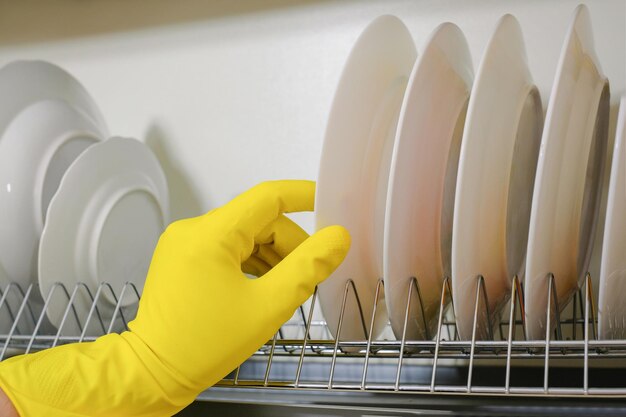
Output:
0 180 350 417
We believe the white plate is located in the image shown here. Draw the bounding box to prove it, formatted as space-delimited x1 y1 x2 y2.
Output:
0 61 107 333
0 100 106 296
524 5 609 340
451 14 543 340
383 23 473 341
0 61 107 138
598 96 626 339
39 137 169 334
316 15 416 341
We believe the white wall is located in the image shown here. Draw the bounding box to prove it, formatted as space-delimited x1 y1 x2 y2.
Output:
0 0 624 279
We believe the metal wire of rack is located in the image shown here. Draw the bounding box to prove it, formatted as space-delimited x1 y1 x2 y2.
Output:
1 273 626 398
223 272 626 398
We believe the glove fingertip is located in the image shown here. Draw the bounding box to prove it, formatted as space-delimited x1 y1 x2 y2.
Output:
290 225 351 288
310 225 351 268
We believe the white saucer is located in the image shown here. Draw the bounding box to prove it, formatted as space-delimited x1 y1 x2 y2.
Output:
316 15 416 341
0 100 106 296
383 23 473 341
524 5 610 340
39 137 169 334
596 96 625 340
451 15 543 340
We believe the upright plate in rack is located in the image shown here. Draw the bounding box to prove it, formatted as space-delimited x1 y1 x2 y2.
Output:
39 137 169 335
524 4 609 340
451 14 543 340
383 23 473 341
596 96 625 340
316 15 416 342
0 61 108 334
0 100 106 298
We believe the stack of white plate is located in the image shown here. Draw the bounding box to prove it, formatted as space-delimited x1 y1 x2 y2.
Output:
316 4 617 342
0 61 169 336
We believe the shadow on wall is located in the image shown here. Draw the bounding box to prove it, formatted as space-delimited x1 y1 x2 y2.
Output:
144 123 204 222
0 0 334 46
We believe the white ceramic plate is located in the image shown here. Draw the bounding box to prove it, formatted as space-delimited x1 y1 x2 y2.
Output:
383 23 473 341
316 15 416 341
451 14 543 340
524 4 609 340
0 61 107 334
39 137 169 334
0 100 106 297
598 96 626 339
0 61 107 139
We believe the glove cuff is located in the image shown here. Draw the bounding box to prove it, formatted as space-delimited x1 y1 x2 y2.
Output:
0 332 199 417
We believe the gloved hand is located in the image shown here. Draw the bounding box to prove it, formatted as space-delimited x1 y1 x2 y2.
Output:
0 180 350 417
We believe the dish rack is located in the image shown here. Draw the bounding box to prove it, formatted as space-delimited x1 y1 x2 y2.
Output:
2 273 626 403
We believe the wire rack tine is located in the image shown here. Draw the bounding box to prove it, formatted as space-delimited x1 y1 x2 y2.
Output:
233 365 240 386
430 276 452 392
295 304 312 354
482 276 494 341
583 273 597 394
0 286 17 326
25 283 60 354
572 290 578 340
81 282 109 333
328 279 354 388
6 282 38 328
93 282 125 333
467 275 491 393
106 289 125 335
105 282 136 334
52 283 84 347
122 282 142 330
79 284 108 341
360 278 384 390
414 276 431 340
551 275 563 341
505 275 520 393
0 284 34 361
298 305 308 335
350 279 369 341
585 273 597 340
543 273 557 393
514 274 526 341
294 286 318 387
577 285 585 339
263 332 278 387
394 276 428 391
445 277 458 341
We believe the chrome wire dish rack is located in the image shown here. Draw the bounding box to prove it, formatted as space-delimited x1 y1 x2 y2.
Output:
1 273 626 399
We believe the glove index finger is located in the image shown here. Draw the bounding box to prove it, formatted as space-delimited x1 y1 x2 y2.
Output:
211 180 316 251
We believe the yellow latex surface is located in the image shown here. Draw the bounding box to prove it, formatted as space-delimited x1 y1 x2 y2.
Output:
0 180 350 416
